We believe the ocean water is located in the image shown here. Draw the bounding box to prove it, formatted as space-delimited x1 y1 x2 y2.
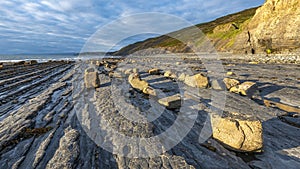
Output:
0 54 110 62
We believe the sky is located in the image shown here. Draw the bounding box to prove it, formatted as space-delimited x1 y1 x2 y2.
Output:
0 0 265 54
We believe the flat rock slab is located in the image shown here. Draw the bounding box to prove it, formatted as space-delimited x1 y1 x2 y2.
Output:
158 94 181 109
264 88 300 108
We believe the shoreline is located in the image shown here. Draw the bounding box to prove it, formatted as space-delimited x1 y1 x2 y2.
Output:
0 54 299 168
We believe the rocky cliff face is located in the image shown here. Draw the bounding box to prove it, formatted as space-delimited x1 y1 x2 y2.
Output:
233 0 300 54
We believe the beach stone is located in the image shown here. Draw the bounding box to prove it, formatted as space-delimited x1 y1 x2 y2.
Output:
95 61 102 66
29 60 38 64
143 86 156 96
223 78 240 90
184 74 209 88
84 68 100 89
158 94 181 109
148 68 160 75
229 86 240 94
125 69 133 75
108 71 124 78
238 82 258 97
212 115 263 152
164 70 177 79
211 79 226 90
128 73 149 91
178 73 186 81
14 61 26 66
133 68 139 73
226 72 235 76
229 82 258 98
249 61 259 64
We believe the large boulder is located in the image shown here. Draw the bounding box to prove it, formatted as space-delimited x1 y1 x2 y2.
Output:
184 74 209 88
128 73 149 92
212 114 263 152
84 68 100 89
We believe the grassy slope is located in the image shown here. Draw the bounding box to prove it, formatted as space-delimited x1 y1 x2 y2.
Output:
113 7 258 56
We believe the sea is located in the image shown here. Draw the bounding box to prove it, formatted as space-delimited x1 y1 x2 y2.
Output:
0 54 111 63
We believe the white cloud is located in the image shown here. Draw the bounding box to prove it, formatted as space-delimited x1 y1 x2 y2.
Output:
0 0 265 54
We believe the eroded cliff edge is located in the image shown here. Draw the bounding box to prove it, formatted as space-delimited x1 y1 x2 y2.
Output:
233 0 300 54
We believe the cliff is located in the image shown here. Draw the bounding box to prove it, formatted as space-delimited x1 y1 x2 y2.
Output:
233 0 300 54
114 0 300 55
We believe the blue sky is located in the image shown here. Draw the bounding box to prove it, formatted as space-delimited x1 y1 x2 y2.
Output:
0 0 265 54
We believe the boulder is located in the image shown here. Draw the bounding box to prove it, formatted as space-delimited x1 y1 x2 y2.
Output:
29 60 38 64
95 60 102 66
178 73 186 81
148 68 160 75
184 74 209 88
164 70 177 79
223 78 240 90
229 86 240 94
212 114 263 152
226 72 235 76
158 94 181 109
108 71 124 78
211 79 226 90
124 69 133 75
14 61 26 66
238 82 258 97
133 68 139 73
84 68 100 89
229 81 258 98
143 86 156 96
128 73 149 92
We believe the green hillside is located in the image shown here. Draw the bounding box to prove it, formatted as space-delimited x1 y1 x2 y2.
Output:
113 7 258 56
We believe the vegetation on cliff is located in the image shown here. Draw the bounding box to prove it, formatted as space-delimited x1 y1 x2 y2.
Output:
113 7 258 56
114 0 300 55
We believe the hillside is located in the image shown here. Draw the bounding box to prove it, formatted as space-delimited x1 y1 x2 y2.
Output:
113 7 258 56
113 0 300 55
